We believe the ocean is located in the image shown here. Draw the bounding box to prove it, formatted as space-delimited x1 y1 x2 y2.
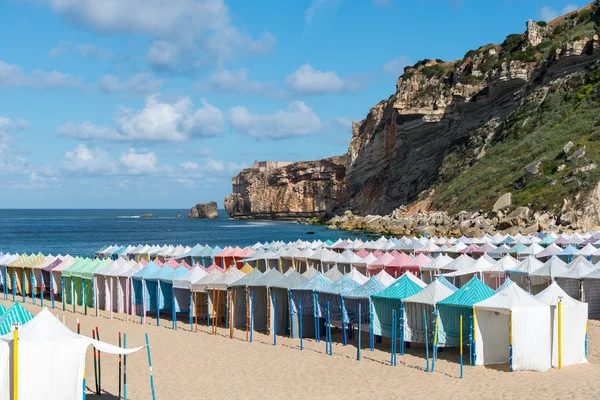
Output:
0 209 372 257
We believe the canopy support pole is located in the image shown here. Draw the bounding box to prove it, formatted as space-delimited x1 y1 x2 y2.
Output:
145 334 157 400
299 299 303 350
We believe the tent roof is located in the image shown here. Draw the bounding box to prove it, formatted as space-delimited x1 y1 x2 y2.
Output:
249 268 288 288
131 261 161 280
190 269 223 290
403 277 456 305
0 309 143 355
0 302 34 335
230 268 264 288
530 256 568 278
558 256 596 278
507 256 544 275
301 267 320 279
438 276 494 307
318 274 361 295
295 273 332 291
371 273 425 300
535 281 588 307
343 276 386 299
173 266 208 289
373 270 395 287
475 282 548 313
323 268 344 282
207 266 246 290
275 270 308 289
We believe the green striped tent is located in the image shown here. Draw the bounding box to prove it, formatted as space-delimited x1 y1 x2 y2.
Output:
0 302 34 335
371 273 426 337
437 276 494 347
0 304 6 317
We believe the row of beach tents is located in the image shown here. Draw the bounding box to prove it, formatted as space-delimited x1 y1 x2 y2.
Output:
0 248 591 372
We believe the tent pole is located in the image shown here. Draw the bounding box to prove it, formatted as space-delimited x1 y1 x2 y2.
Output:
246 289 249 341
400 303 405 356
391 309 396 366
71 277 75 313
273 292 277 345
424 310 429 372
509 310 513 372
22 269 26 303
288 289 293 339
432 311 439 372
156 283 160 327
96 327 102 393
558 300 562 369
13 327 18 400
357 303 361 361
145 334 157 400
369 299 374 351
123 333 127 400
31 271 35 305
51 274 55 309
13 271 16 303
473 308 477 366
460 315 463 378
172 286 176 331
299 299 303 350
341 296 347 346
225 289 229 330
189 289 194 331
92 330 98 394
250 290 254 343
118 332 122 400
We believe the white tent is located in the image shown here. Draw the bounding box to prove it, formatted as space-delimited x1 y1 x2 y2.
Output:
535 282 588 368
403 278 456 343
0 309 143 400
473 282 551 371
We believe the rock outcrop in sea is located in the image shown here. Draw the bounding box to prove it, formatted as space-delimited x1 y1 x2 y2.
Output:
188 202 219 219
225 3 600 232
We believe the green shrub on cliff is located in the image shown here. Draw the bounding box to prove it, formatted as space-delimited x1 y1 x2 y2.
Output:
432 63 600 213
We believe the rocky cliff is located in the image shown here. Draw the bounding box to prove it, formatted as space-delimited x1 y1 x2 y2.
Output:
226 3 600 231
224 156 349 219
188 202 218 219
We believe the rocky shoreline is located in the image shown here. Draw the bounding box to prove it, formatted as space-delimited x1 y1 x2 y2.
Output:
325 191 600 236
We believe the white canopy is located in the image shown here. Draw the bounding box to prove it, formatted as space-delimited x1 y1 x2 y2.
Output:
535 282 588 367
474 283 551 371
0 309 143 400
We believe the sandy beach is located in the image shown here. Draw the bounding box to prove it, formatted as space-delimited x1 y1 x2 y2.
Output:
1 298 598 400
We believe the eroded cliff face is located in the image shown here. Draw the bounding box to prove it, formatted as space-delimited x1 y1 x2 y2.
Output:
224 156 349 219
226 4 600 225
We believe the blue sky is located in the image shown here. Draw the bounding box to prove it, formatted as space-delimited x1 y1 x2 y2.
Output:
0 0 583 208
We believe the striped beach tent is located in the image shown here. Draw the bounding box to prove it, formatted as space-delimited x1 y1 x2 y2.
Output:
371 273 426 337
0 302 34 335
437 276 494 349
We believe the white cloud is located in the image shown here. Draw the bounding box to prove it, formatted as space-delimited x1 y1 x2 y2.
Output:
538 4 578 22
62 144 169 176
30 0 275 68
100 72 163 94
247 31 277 55
195 68 271 94
59 95 224 142
373 0 392 6
119 149 158 175
49 41 71 58
0 60 81 89
285 63 357 94
229 101 323 139
63 144 118 175
538 6 558 21
382 56 409 76
180 158 246 177
562 4 579 14
146 40 181 70
304 0 342 36
76 43 113 59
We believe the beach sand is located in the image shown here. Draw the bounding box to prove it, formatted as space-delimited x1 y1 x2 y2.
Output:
1 298 599 400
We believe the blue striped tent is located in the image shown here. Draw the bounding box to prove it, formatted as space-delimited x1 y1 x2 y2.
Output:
437 276 494 347
371 273 426 337
0 302 34 335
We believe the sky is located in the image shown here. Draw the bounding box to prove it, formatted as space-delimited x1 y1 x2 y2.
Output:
0 0 584 209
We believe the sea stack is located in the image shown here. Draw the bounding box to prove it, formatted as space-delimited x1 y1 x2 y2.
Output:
188 202 219 219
